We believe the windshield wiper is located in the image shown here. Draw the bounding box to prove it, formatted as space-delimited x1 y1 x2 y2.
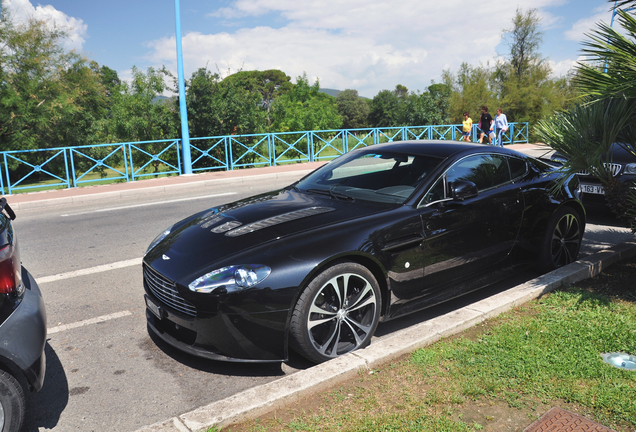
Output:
306 188 354 201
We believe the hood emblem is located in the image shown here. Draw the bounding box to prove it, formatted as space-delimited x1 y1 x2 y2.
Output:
162 254 171 260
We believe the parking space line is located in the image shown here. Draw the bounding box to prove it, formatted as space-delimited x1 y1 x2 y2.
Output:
38 257 143 284
48 310 133 334
60 192 236 217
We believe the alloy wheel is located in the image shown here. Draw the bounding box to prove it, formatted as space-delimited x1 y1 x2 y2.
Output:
306 273 378 358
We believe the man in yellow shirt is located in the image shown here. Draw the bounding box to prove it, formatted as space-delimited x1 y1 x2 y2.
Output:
462 112 472 142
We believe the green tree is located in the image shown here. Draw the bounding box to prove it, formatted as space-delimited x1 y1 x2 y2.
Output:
443 9 575 136
0 14 107 151
109 66 176 142
428 83 451 123
185 68 265 138
271 73 342 132
336 89 369 129
442 63 496 124
108 66 178 174
494 8 576 125
506 8 543 80
48 59 111 147
228 69 292 128
369 84 450 128
369 88 401 127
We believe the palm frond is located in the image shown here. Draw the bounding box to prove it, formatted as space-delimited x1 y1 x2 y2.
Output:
574 10 636 98
612 1 636 11
534 97 636 185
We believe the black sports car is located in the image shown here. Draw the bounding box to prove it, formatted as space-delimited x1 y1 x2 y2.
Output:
143 141 585 363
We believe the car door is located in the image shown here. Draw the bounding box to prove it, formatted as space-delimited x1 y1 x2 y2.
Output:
417 153 525 297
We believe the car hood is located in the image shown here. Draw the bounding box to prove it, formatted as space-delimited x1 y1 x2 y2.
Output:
145 188 394 281
605 143 636 163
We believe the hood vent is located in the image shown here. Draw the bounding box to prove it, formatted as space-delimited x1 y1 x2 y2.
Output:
211 221 242 233
201 213 224 229
225 206 335 237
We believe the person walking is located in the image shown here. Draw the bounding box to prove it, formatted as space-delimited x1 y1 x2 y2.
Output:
491 108 509 147
462 112 472 142
478 106 493 145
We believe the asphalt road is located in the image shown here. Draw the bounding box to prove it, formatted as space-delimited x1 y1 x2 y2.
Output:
12 179 633 431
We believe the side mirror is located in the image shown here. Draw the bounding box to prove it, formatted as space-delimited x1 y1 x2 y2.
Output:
451 180 478 201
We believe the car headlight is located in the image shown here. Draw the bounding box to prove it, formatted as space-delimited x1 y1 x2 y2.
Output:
188 264 271 294
146 228 172 254
624 163 636 175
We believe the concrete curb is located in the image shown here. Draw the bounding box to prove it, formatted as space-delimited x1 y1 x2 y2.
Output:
9 169 314 211
134 239 636 432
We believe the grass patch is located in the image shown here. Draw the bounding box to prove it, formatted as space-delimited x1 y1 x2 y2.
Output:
223 258 636 432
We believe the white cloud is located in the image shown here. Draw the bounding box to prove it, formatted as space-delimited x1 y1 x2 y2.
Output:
148 0 573 96
547 58 579 77
3 0 87 52
564 7 609 42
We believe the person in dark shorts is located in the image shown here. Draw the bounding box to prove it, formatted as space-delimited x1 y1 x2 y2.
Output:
478 106 493 145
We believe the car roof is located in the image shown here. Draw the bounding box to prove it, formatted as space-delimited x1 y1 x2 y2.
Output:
362 140 512 159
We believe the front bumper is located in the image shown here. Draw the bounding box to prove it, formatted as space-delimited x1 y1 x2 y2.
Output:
145 293 288 362
0 268 47 391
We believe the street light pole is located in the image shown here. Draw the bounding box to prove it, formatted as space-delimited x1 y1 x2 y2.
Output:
175 0 193 174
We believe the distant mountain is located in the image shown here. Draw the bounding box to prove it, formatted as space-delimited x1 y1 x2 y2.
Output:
153 95 175 104
155 90 367 103
319 88 371 99
319 88 341 97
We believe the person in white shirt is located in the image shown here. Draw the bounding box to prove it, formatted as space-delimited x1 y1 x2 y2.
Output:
491 108 509 147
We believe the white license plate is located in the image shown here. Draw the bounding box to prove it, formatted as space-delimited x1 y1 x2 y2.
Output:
580 184 605 195
145 296 162 319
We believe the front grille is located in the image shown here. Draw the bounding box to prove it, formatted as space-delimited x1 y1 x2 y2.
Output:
144 265 197 317
578 163 622 177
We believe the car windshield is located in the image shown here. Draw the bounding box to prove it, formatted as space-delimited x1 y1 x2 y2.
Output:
296 151 443 204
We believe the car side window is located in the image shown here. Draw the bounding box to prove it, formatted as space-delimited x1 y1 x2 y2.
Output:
422 177 446 205
445 154 511 192
508 157 527 181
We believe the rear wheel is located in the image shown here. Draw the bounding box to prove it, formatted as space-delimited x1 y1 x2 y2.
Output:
537 206 582 272
0 370 25 432
290 262 381 363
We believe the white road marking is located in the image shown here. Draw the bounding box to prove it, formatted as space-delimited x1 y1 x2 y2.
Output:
48 310 133 334
61 192 236 217
38 257 143 284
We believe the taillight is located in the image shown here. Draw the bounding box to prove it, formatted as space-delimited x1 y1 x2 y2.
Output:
0 244 22 294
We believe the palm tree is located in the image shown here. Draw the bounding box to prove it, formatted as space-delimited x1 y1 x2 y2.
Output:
575 8 636 100
534 3 636 228
535 98 636 218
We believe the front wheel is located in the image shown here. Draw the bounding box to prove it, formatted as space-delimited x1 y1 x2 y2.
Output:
536 206 582 273
290 262 381 363
0 370 25 432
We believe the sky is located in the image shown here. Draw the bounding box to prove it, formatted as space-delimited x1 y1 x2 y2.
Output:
2 0 622 98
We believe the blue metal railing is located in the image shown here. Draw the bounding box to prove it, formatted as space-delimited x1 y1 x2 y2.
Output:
0 122 529 195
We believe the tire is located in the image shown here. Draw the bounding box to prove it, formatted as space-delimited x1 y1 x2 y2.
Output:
290 262 381 363
536 206 582 273
0 370 25 432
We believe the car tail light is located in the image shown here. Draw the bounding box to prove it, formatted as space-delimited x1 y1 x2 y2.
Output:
0 244 22 295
